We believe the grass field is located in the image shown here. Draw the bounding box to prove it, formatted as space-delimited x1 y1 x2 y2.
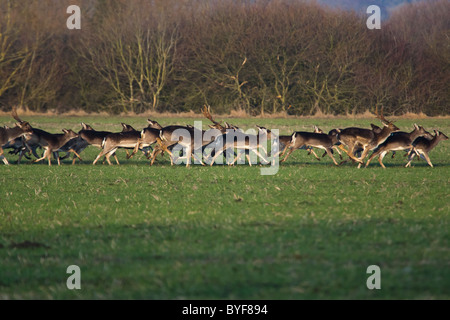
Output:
0 115 449 299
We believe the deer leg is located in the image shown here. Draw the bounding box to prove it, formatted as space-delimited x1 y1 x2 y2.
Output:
281 147 295 163
68 149 82 165
17 149 25 164
128 141 141 159
365 149 380 168
279 144 291 158
56 152 61 166
105 148 118 165
149 147 161 166
340 144 362 163
338 144 355 160
325 148 339 166
332 146 343 159
0 147 9 165
378 151 387 169
230 149 244 166
35 148 50 164
185 145 192 167
309 148 321 161
422 152 433 168
93 148 109 165
253 148 269 165
209 146 226 166
192 151 205 166
357 147 370 164
246 152 252 166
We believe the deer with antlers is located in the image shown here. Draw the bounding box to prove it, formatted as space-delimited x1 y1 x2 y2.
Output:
0 108 34 165
365 124 433 168
337 107 400 167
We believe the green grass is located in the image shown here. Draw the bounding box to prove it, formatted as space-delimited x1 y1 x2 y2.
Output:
0 116 449 299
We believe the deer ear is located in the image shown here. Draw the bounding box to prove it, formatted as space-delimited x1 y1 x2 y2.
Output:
414 123 419 130
62 129 69 134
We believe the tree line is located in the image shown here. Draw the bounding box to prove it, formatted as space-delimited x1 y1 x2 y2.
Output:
0 0 448 116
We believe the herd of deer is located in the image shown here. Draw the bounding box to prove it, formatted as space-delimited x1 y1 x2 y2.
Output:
0 106 447 168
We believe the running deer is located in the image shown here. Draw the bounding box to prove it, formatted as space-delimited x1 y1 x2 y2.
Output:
201 105 238 164
337 107 400 167
276 125 338 161
0 109 33 165
33 129 79 166
127 119 165 160
405 130 448 168
280 130 340 165
93 129 141 165
208 126 271 166
79 122 136 164
146 107 227 166
365 124 433 168
150 124 216 167
2 137 30 164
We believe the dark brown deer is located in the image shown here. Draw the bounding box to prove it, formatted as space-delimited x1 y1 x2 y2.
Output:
365 124 433 168
78 122 136 164
33 129 79 166
337 107 400 167
0 108 33 165
280 130 340 166
405 130 448 168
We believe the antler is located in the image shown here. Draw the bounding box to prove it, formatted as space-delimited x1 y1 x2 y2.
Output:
202 105 224 130
11 106 24 123
202 105 215 123
375 106 393 125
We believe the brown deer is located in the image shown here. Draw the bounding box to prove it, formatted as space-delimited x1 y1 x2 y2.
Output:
277 125 339 161
405 130 448 168
33 129 79 166
208 126 271 166
146 107 225 166
0 109 33 165
280 130 340 165
337 107 400 167
78 122 136 164
365 124 433 168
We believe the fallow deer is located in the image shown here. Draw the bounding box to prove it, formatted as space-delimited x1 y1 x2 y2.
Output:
280 130 340 165
33 129 79 166
0 108 33 165
337 107 400 167
405 130 448 168
365 124 432 168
